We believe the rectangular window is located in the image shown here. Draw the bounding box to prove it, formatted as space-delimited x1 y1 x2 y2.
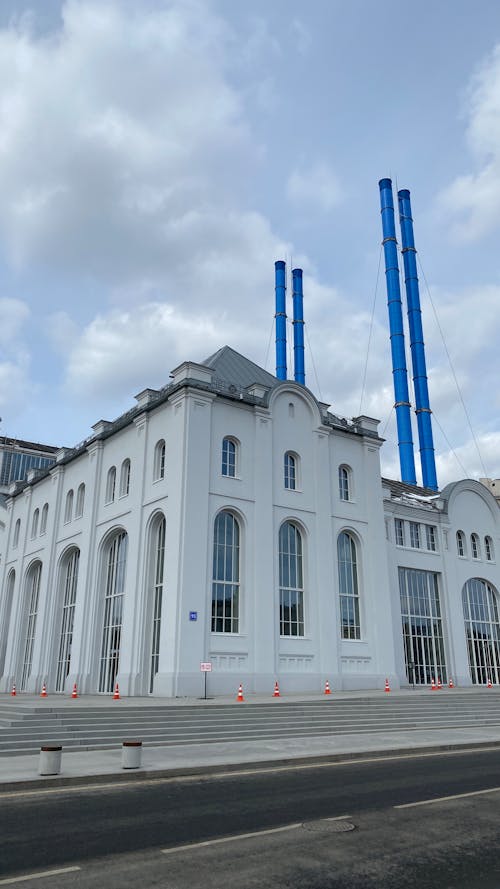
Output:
395 519 405 547
409 522 420 549
425 525 437 552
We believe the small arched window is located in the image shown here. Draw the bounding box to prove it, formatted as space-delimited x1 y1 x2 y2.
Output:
13 519 21 549
105 466 116 504
471 533 481 560
31 509 39 539
154 440 166 481
75 484 85 518
338 465 351 501
284 452 297 490
40 503 49 535
485 536 495 562
338 531 361 640
456 530 466 558
119 459 131 497
64 489 74 524
222 437 237 478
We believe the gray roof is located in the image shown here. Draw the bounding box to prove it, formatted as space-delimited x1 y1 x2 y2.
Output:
382 477 440 498
202 345 278 391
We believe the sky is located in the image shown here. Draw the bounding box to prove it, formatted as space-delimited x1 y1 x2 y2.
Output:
0 0 500 487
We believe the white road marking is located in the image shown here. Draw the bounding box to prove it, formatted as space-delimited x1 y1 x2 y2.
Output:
0 866 81 885
395 786 500 809
161 823 302 854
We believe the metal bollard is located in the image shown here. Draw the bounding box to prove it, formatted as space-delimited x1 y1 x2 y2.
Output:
39 745 62 776
121 740 142 769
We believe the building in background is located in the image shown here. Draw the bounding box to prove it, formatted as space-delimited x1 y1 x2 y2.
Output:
0 438 59 496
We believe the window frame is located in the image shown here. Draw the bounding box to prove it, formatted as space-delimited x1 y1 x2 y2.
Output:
456 530 466 558
338 530 361 640
221 437 238 479
279 521 305 637
395 518 405 547
119 459 131 498
64 490 74 524
284 451 298 491
338 465 351 502
75 484 85 518
105 466 116 504
211 510 241 634
153 440 166 481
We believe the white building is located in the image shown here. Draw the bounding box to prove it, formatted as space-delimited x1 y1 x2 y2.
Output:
0 346 499 697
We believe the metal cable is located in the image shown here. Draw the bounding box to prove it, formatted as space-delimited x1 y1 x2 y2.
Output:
358 244 382 415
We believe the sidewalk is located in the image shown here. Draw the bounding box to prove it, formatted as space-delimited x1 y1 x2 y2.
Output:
2 688 500 791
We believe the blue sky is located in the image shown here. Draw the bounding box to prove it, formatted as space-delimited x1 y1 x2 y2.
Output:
0 0 499 486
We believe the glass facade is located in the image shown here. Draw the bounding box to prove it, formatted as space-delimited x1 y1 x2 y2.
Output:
279 522 304 636
338 532 360 639
399 567 447 685
0 451 54 486
462 578 500 685
211 511 240 633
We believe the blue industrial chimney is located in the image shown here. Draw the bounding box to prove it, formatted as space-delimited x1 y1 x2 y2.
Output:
378 179 417 486
397 189 438 491
275 260 287 380
292 268 305 385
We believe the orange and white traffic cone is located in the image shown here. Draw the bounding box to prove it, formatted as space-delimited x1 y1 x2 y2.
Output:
324 680 331 695
273 681 280 698
384 678 390 693
448 677 454 689
40 681 47 698
113 682 120 700
431 677 436 691
487 678 493 688
10 684 16 697
437 676 442 690
71 682 78 699
236 683 244 702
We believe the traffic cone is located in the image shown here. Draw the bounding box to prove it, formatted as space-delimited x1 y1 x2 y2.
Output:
448 677 454 689
71 682 78 699
384 678 390 693
10 684 16 697
113 682 120 700
236 683 244 702
437 676 442 690
324 680 331 695
273 681 280 698
40 681 47 698
487 678 493 688
431 677 436 691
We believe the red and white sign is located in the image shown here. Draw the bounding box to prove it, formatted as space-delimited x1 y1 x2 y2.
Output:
200 662 212 672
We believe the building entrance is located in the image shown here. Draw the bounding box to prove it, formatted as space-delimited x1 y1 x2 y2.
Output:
399 567 447 685
462 578 500 685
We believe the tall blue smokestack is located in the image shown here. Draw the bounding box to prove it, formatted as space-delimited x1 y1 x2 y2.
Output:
275 260 287 380
379 178 417 486
292 268 305 385
398 189 438 491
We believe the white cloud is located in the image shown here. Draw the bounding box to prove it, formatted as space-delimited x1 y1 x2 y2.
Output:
0 298 30 345
286 162 342 213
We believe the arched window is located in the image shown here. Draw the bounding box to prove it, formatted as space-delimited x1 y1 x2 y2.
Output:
64 490 74 524
279 521 304 636
0 569 15 677
40 503 49 535
463 578 500 685
485 536 495 562
99 530 127 693
222 438 237 478
456 530 466 557
13 519 21 549
119 459 131 497
154 440 166 481
31 509 39 539
338 531 360 640
471 533 481 560
284 452 297 490
338 465 351 501
20 561 42 691
212 511 240 633
55 548 80 692
149 514 166 693
75 484 85 518
105 466 116 504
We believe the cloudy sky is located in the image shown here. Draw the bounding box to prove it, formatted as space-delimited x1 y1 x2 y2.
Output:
0 0 499 487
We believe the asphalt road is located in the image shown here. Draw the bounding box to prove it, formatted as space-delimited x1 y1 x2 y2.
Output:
2 747 500 887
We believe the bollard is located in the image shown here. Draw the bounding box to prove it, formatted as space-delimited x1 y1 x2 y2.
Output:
122 740 142 769
39 745 62 776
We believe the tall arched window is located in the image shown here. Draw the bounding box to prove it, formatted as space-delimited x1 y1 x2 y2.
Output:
222 438 237 478
212 511 240 633
485 536 495 562
99 531 127 693
149 514 166 693
75 484 85 518
463 578 500 685
284 452 297 490
471 533 481 560
55 548 80 691
119 459 131 497
338 465 351 501
0 569 15 677
64 490 74 524
338 531 360 640
105 466 116 504
40 503 49 534
20 561 42 691
456 530 466 557
279 521 304 636
13 519 21 549
31 509 39 539
154 440 166 481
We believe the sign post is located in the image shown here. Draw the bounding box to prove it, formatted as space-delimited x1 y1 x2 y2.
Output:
200 662 212 700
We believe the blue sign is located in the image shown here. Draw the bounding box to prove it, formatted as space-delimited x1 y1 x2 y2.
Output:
189 611 198 621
